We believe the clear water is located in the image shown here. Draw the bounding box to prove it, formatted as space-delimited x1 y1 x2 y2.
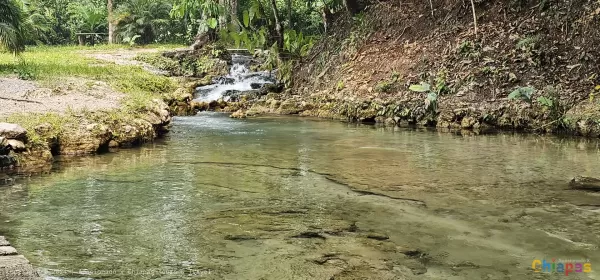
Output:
194 55 275 102
1 113 599 280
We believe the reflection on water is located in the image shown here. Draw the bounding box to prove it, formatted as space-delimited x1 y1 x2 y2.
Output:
1 113 599 280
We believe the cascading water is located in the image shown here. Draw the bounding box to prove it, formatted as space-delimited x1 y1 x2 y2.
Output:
194 54 276 102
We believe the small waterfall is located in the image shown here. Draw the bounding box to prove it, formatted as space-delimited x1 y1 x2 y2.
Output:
194 54 276 102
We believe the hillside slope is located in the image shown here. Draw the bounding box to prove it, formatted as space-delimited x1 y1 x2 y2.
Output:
291 0 600 136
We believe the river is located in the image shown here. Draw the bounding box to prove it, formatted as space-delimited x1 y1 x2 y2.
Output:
0 113 599 279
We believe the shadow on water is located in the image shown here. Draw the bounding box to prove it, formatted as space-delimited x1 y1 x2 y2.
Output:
1 113 599 279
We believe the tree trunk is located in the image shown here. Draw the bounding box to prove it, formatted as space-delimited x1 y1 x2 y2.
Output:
269 0 284 49
229 0 240 31
107 0 115 44
218 0 227 30
285 0 292 30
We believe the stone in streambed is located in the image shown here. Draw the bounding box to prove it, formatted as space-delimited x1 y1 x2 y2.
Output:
230 110 247 119
7 139 26 152
0 246 17 256
569 176 600 191
0 123 27 141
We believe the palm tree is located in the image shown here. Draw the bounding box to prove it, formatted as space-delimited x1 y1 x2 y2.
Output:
116 0 172 44
0 0 25 54
18 0 51 45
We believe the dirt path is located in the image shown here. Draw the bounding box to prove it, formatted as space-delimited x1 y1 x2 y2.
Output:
82 48 173 75
0 77 123 117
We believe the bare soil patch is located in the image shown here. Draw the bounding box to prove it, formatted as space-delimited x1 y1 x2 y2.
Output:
0 77 123 117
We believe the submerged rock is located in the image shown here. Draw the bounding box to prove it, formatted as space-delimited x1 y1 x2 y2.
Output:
569 176 600 191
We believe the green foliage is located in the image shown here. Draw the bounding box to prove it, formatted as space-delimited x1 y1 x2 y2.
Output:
590 85 600 102
409 82 431 93
434 70 449 94
283 29 315 57
458 40 473 54
508 86 535 103
537 85 568 130
336 80 344 91
18 0 51 45
0 0 26 53
135 53 179 73
67 2 106 34
277 58 293 88
14 58 38 80
375 72 400 93
375 81 393 93
409 82 438 112
537 96 553 107
457 40 481 59
516 35 540 50
116 0 172 45
4 112 70 146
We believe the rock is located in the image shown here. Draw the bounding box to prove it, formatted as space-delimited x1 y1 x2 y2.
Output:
569 176 600 191
223 90 242 102
250 83 262 89
57 123 112 155
7 140 26 152
0 236 10 246
108 140 119 149
0 137 8 156
113 121 154 147
461 116 477 129
216 77 235 85
0 155 16 168
0 123 27 141
230 110 247 119
0 246 17 256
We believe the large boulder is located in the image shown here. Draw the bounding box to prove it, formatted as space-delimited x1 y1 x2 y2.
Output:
0 123 27 141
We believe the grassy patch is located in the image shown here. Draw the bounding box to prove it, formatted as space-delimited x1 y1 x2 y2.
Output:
4 113 72 146
0 44 183 147
0 45 179 112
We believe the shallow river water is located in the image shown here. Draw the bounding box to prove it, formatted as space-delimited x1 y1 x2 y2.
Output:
1 113 599 280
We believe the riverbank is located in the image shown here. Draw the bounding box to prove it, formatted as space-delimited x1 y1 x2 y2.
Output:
214 0 600 138
287 0 600 137
0 45 187 171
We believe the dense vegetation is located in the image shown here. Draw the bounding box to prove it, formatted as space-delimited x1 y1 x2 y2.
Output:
0 0 365 54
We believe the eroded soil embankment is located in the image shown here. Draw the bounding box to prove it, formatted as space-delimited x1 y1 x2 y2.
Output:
283 0 600 136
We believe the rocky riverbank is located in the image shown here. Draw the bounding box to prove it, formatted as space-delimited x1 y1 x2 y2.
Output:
0 99 171 171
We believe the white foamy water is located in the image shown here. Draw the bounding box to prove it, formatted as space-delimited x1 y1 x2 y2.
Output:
194 55 275 102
